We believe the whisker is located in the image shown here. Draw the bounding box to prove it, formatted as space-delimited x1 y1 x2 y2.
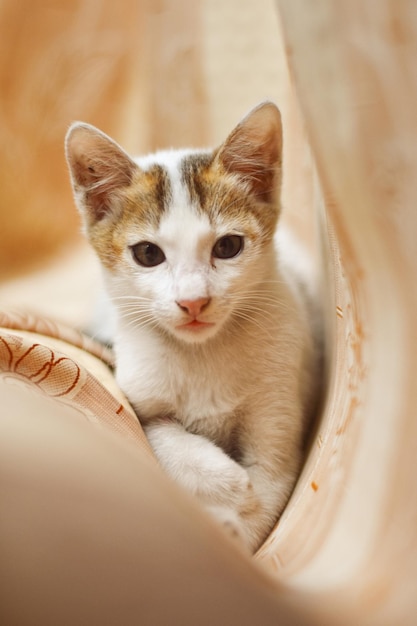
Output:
114 303 154 320
231 292 288 304
232 310 276 342
116 307 153 320
111 295 152 304
230 294 293 315
115 304 152 313
237 302 279 316
119 314 159 333
237 307 280 329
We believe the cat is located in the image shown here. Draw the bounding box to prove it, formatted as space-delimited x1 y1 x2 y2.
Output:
65 102 322 552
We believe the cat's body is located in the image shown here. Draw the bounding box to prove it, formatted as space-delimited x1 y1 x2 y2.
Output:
66 103 321 551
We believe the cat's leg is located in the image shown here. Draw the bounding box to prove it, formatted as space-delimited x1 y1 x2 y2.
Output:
227 410 303 551
144 420 257 546
201 453 300 552
144 417 301 552
144 420 251 506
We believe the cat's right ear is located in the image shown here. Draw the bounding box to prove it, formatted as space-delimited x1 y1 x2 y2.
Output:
65 123 138 226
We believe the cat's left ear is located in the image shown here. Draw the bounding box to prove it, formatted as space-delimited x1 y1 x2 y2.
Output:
216 102 282 204
65 122 138 227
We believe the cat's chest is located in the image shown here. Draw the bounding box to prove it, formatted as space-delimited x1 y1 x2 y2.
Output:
116 333 243 429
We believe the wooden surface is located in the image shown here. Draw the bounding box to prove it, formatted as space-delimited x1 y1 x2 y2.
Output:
256 2 417 624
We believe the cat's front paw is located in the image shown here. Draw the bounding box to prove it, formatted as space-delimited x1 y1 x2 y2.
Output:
145 421 251 505
194 447 251 505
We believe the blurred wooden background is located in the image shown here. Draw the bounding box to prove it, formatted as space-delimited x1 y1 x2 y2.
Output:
0 0 292 284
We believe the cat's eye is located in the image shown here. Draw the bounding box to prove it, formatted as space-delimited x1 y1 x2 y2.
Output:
212 235 244 260
131 242 166 267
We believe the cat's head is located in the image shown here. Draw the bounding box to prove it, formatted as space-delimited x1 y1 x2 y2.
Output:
65 102 283 344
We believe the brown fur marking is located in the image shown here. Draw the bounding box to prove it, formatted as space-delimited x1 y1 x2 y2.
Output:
88 164 171 271
180 151 280 244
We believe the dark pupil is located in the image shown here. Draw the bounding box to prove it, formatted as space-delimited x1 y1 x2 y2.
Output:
132 242 165 267
213 235 243 259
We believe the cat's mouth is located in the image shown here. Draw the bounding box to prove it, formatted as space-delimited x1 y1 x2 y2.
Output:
177 319 215 331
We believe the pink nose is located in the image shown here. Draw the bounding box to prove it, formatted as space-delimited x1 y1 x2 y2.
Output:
176 297 210 317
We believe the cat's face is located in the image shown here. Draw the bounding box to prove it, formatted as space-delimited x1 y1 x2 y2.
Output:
103 152 278 343
66 102 283 344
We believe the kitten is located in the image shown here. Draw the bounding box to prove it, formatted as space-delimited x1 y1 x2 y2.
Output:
65 102 321 552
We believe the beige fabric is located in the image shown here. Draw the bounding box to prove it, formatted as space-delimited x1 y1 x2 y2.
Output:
1 381 317 626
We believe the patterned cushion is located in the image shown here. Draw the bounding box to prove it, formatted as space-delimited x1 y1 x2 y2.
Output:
0 310 152 454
